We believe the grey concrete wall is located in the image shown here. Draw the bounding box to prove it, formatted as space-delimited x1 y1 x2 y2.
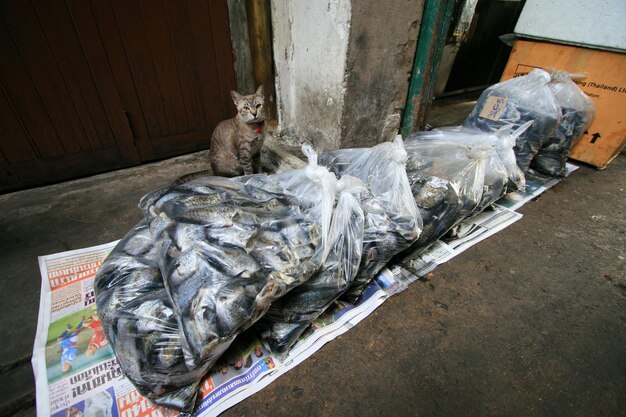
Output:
271 1 351 151
341 0 424 148
270 0 423 151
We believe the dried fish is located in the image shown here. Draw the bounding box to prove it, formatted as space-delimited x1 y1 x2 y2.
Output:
463 69 561 173
96 155 339 413
319 138 422 302
256 177 366 352
94 221 212 413
531 70 595 177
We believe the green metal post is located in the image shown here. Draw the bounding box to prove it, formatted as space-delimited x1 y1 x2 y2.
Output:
401 0 457 137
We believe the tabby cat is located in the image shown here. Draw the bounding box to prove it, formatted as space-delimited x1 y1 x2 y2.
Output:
210 85 266 177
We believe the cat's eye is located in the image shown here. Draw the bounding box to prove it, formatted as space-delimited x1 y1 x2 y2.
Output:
256 103 262 108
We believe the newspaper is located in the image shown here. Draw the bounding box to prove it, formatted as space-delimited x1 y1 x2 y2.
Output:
32 162 578 417
493 164 578 211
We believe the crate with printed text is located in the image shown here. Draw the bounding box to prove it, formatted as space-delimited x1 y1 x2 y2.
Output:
500 40 626 169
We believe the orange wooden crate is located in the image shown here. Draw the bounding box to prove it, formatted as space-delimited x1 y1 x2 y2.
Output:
500 40 626 169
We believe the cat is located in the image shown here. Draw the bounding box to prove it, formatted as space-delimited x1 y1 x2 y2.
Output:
210 85 266 177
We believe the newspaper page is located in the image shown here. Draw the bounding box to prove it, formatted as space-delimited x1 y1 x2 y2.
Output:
32 241 122 417
33 163 578 417
494 163 578 211
391 205 523 286
32 242 393 417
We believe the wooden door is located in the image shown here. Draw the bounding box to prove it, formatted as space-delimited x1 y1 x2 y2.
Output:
0 0 236 193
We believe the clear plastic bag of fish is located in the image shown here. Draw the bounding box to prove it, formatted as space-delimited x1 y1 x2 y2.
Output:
407 124 527 199
463 68 562 174
531 70 595 177
402 135 491 254
140 156 338 364
95 220 211 412
254 176 366 353
96 148 339 412
319 136 422 302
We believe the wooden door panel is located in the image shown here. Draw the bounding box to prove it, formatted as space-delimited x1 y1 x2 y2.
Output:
0 13 64 159
0 85 37 163
140 0 190 135
63 0 138 161
88 0 153 160
1 0 86 156
33 0 116 152
0 0 236 193
189 0 230 132
111 0 172 140
164 0 206 133
208 1 238 117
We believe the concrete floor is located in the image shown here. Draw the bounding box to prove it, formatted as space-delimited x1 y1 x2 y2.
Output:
1 100 624 416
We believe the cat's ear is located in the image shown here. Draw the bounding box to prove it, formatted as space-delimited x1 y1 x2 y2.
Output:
231 90 243 105
255 85 264 97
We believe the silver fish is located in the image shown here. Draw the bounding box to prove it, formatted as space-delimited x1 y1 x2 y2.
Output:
186 287 219 350
197 242 260 279
215 285 256 335
174 223 207 252
281 223 314 247
177 206 239 227
289 244 315 260
244 175 284 194
160 194 225 219
123 224 154 256
205 224 257 251
149 211 175 239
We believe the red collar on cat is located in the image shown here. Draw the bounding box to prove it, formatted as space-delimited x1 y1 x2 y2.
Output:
250 122 264 133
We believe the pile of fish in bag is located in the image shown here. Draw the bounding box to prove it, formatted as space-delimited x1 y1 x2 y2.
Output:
318 137 423 302
256 138 423 354
95 147 340 411
531 70 595 177
254 176 367 353
463 68 562 174
402 125 527 249
463 68 595 179
95 68 595 414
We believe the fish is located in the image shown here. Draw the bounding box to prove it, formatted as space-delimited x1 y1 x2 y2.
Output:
173 223 207 252
251 246 294 271
154 336 184 370
148 211 175 239
205 224 258 251
413 176 450 210
257 321 308 354
122 224 154 256
197 241 260 279
281 222 316 247
289 244 315 260
244 175 284 194
159 193 226 220
174 206 240 227
215 285 256 335
185 287 219 353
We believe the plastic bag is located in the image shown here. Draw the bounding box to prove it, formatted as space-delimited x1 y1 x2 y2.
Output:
531 70 595 177
96 148 339 412
463 69 561 174
95 221 210 412
255 176 366 353
402 135 490 253
319 137 422 302
407 128 512 212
